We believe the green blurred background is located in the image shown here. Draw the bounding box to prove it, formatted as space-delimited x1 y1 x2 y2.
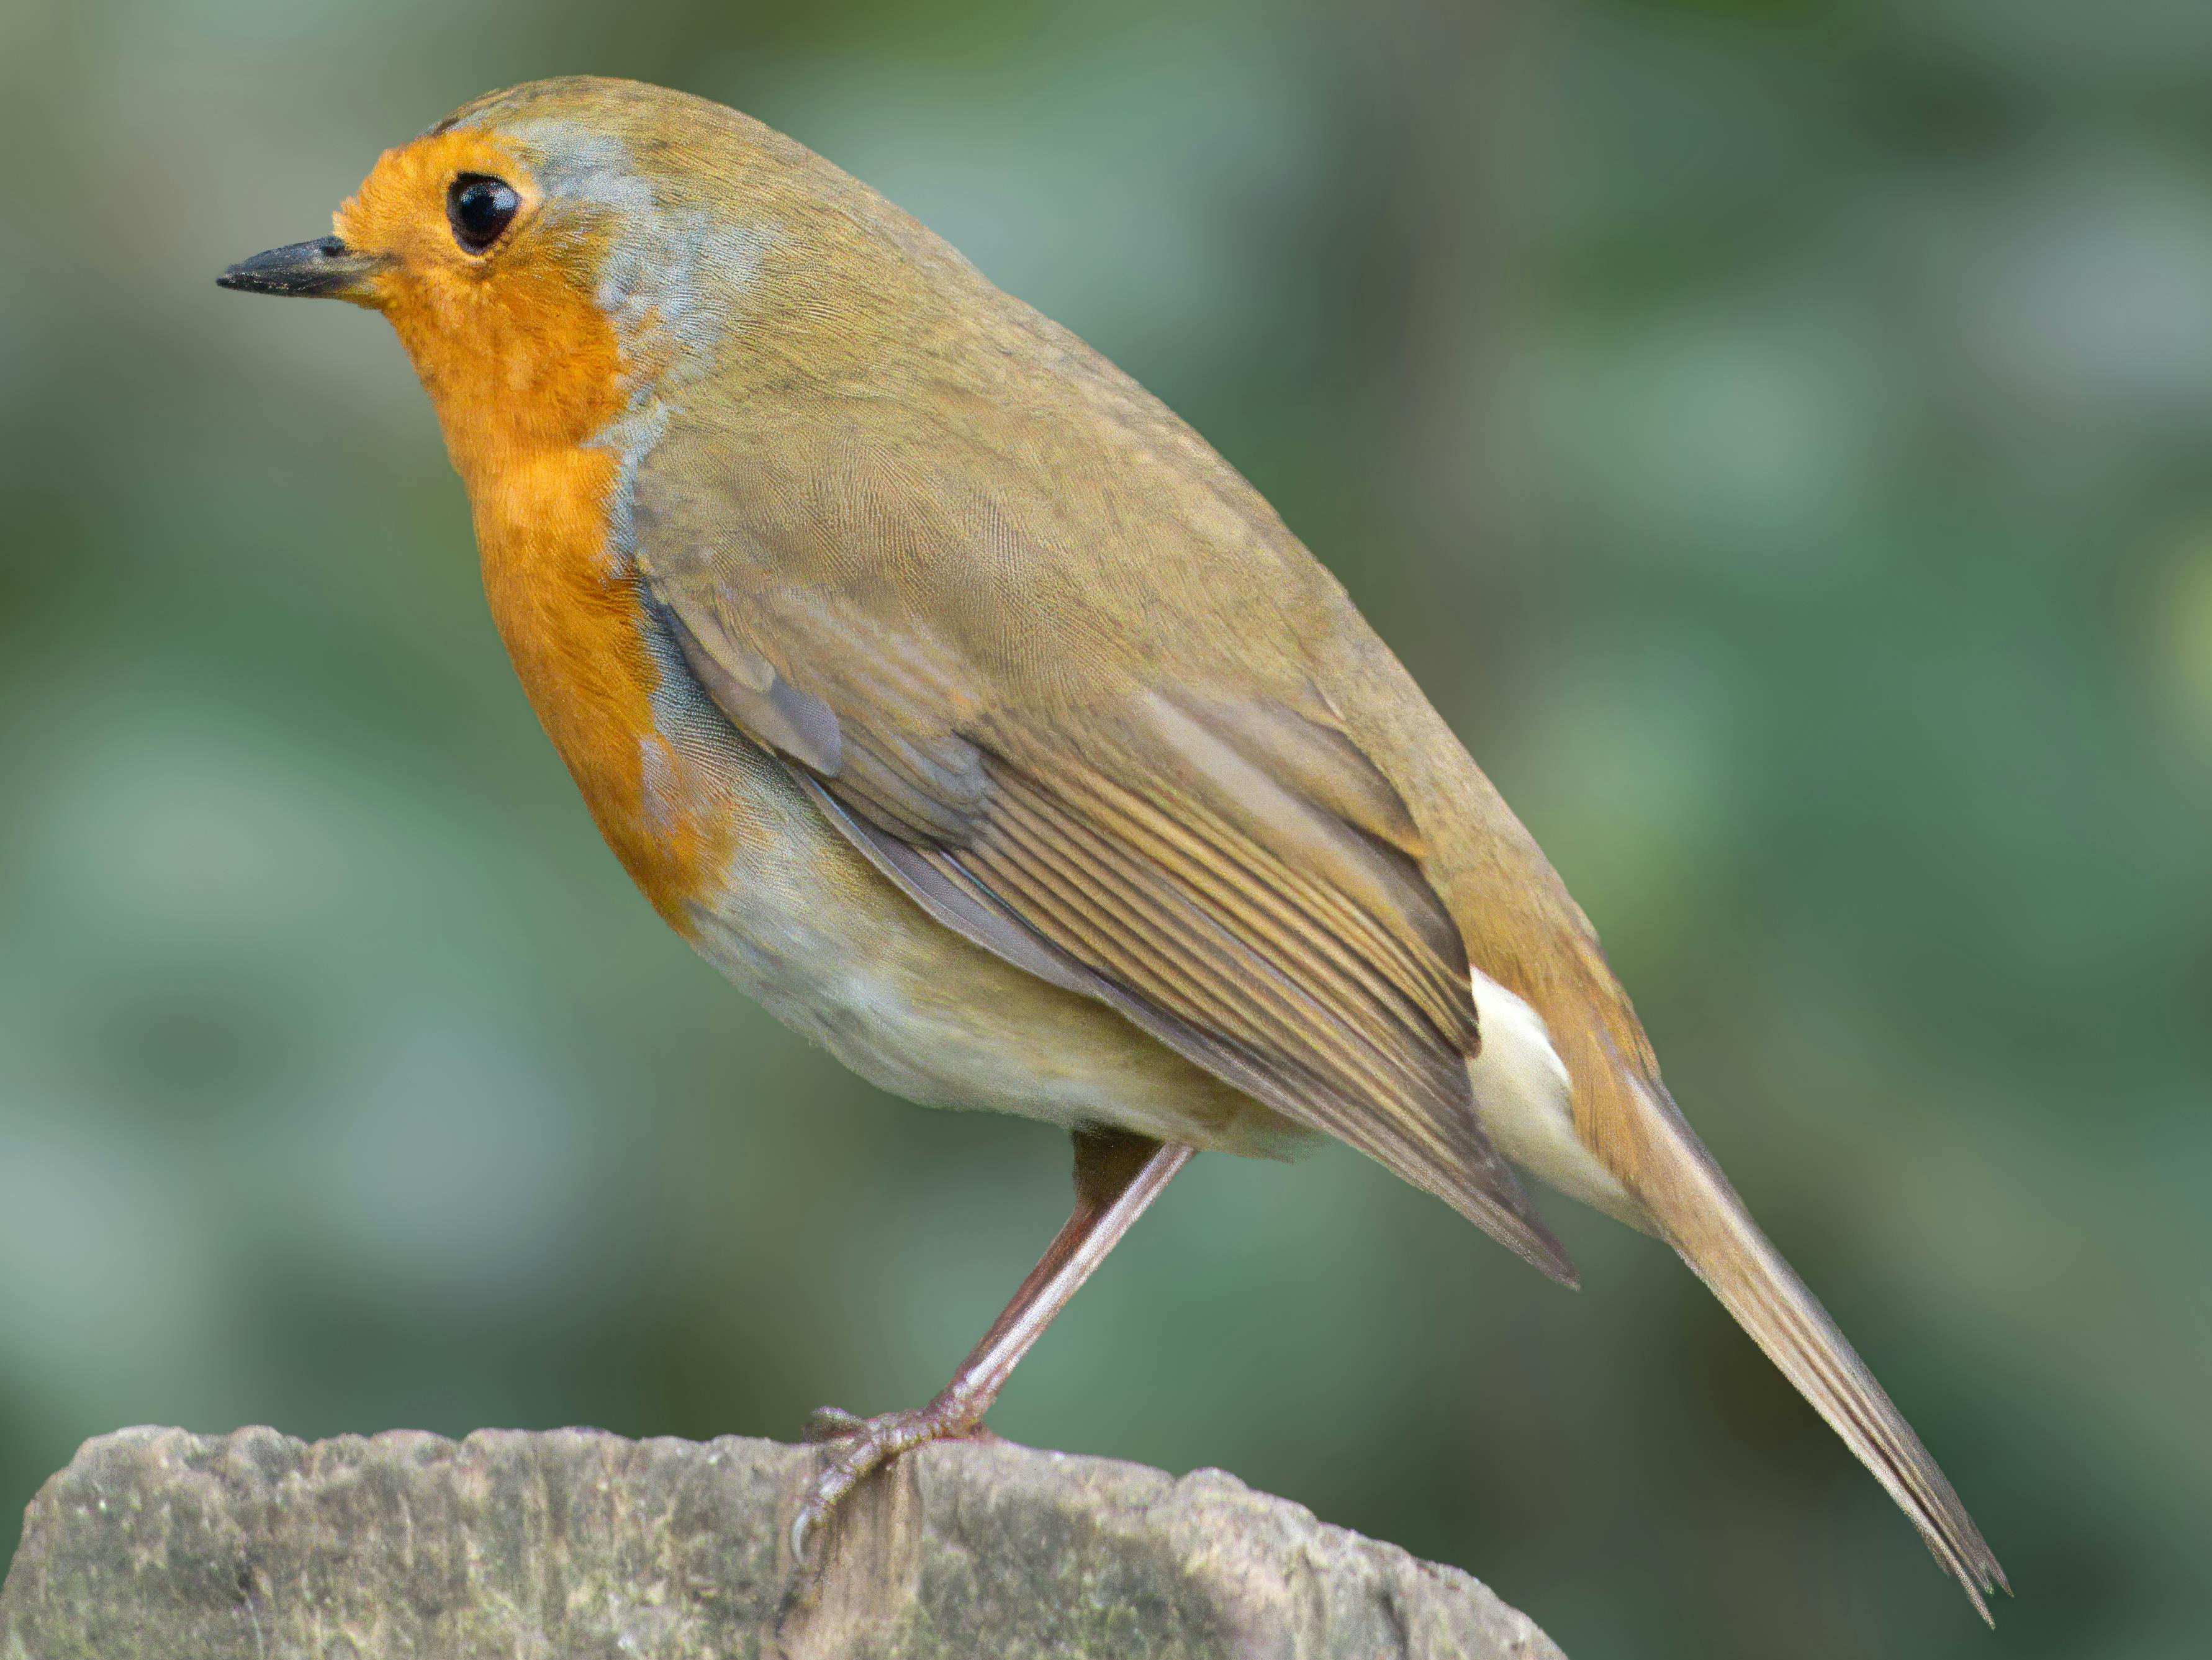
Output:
2 0 2207 1653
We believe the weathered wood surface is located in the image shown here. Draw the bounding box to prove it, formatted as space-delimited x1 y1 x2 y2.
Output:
0 1426 1564 1659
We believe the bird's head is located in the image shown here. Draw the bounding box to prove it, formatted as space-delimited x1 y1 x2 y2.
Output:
217 77 907 479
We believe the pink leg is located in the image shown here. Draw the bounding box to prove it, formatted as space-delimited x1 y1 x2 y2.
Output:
790 1128 1194 1566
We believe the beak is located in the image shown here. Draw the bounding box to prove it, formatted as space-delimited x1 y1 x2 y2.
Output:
216 235 388 302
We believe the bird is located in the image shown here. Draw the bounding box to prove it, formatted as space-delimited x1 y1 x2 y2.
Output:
218 75 2006 1616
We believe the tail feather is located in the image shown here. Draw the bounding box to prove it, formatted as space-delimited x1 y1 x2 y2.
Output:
1621 1078 2008 1621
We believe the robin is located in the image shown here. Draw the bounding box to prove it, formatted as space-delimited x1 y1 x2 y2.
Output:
219 76 2005 1615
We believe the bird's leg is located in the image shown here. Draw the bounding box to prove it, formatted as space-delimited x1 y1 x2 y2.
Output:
790 1127 1193 1568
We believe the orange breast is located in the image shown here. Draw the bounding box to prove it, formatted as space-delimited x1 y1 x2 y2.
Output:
472 446 727 931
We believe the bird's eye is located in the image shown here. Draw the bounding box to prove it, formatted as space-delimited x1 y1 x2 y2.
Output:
447 174 520 255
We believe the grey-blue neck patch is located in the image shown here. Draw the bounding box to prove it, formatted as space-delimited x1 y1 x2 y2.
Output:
495 119 772 375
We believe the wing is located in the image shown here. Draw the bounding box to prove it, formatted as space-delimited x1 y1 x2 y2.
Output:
632 417 1573 1282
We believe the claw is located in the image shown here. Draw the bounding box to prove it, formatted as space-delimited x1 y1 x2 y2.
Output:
788 1441 864 1568
786 1399 981 1577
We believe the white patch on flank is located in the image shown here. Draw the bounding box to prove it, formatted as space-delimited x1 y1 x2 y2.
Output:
1466 967 1633 1216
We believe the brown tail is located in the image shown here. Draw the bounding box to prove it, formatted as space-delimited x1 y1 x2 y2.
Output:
1618 1075 2009 1622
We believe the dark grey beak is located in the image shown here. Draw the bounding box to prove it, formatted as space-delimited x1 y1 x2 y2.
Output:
217 236 386 300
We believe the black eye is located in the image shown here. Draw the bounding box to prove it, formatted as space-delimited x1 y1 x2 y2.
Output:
447 174 520 254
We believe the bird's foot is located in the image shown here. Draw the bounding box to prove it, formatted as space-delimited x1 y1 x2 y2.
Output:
789 1397 995 1578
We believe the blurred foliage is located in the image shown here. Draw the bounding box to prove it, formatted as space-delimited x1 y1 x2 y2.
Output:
2 0 2208 1654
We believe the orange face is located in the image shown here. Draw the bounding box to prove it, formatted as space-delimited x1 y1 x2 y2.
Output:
332 128 626 491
